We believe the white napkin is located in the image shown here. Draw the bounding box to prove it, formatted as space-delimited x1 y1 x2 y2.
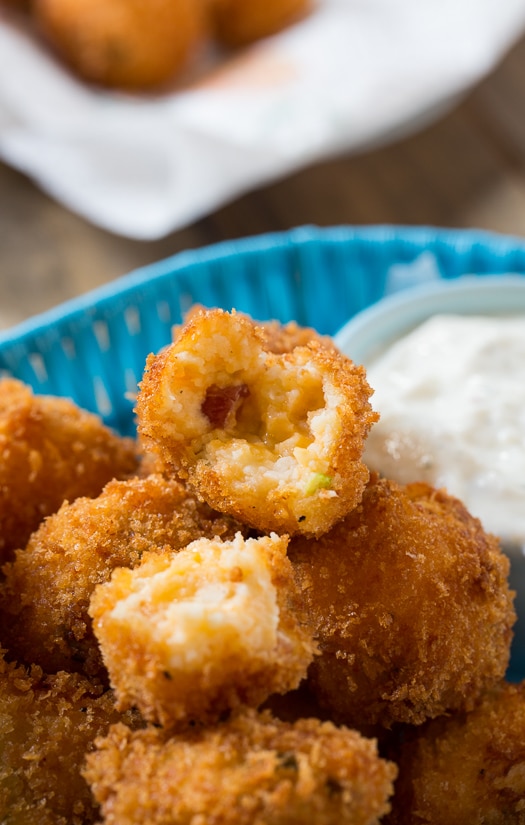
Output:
1 0 524 240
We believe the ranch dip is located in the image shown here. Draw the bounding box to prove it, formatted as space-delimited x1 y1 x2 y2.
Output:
363 313 525 547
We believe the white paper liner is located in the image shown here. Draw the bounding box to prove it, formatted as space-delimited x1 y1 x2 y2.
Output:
1 0 525 239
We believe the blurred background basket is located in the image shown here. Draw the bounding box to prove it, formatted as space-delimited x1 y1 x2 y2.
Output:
1 224 525 436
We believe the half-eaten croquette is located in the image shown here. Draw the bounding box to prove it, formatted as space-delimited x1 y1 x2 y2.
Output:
289 476 516 730
89 533 316 727
136 308 377 537
84 710 397 825
0 473 243 679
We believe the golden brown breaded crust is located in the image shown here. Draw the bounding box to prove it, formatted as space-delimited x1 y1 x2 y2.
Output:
175 306 336 355
0 473 243 679
259 318 337 354
386 681 525 824
84 710 397 825
208 0 311 47
0 651 142 825
33 0 205 90
136 308 377 537
289 476 516 729
89 533 316 728
0 378 138 566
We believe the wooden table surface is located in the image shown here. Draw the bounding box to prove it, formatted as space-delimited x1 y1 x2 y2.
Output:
2 31 525 330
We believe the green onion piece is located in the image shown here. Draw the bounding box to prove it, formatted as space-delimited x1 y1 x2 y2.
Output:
305 473 332 496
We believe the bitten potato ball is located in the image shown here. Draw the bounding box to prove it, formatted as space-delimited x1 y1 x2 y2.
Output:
0 473 243 679
89 533 316 727
84 710 397 825
136 308 377 537
0 378 138 566
386 681 525 824
289 475 516 729
33 0 205 90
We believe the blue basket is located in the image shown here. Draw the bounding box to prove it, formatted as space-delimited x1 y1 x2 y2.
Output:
2 224 525 438
1 223 524 680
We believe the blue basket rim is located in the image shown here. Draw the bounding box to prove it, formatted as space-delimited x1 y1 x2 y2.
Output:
2 223 525 348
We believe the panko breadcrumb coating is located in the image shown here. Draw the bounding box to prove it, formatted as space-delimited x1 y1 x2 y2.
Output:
0 378 138 566
259 317 336 354
289 475 516 729
89 533 316 727
387 681 525 824
84 710 397 825
0 473 242 679
208 0 311 47
177 305 336 355
33 0 205 90
136 308 377 537
0 651 141 825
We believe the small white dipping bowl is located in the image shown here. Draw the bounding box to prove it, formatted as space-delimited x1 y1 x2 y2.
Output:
334 274 525 367
335 274 525 680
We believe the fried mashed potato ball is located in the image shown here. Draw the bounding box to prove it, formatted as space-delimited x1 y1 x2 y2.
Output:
207 0 311 48
386 681 525 825
288 475 516 730
0 473 242 679
33 0 205 90
84 710 397 825
136 308 377 538
0 651 141 825
0 378 138 566
89 533 316 727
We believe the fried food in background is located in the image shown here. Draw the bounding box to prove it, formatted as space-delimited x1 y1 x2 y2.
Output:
136 308 377 537
84 710 397 825
89 533 315 727
32 0 205 90
208 0 311 47
386 681 525 825
10 0 313 91
0 0 31 10
289 475 516 730
0 378 138 567
0 473 243 679
0 650 142 825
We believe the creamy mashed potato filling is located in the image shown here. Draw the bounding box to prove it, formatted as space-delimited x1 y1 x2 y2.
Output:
200 361 341 491
108 533 279 671
160 322 342 493
160 319 263 440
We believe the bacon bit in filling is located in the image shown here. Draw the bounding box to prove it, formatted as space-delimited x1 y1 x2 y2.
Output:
201 384 250 430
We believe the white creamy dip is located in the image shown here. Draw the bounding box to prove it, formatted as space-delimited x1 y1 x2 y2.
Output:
364 313 525 547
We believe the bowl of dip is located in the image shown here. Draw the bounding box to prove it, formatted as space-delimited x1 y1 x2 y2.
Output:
335 273 525 680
